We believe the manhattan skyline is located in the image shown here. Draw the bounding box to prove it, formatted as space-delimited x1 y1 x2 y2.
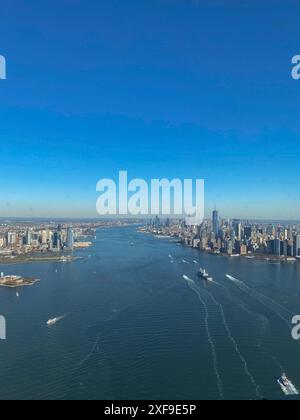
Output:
1 0 300 219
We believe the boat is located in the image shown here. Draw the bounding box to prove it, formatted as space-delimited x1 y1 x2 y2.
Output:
198 268 213 282
16 292 20 298
277 373 299 396
47 318 59 326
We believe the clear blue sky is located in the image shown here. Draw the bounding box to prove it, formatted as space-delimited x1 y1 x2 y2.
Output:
0 0 299 219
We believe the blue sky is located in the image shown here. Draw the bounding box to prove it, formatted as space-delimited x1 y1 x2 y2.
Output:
0 0 300 219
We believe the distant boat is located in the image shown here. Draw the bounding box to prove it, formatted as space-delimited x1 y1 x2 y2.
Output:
16 292 20 298
47 315 65 326
198 268 213 282
46 314 67 326
47 318 59 326
277 373 299 396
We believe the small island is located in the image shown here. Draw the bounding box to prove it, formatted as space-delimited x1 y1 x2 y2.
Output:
0 274 39 288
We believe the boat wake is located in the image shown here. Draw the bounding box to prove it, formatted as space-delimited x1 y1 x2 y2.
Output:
225 275 292 329
183 276 224 400
168 254 175 263
213 279 286 383
202 286 262 399
76 336 101 367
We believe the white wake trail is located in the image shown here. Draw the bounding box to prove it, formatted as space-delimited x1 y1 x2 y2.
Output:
226 276 293 317
225 275 291 329
202 286 262 399
213 279 286 383
213 280 268 324
76 336 101 367
183 276 224 400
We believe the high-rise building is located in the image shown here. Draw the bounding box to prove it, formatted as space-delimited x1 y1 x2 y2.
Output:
293 235 300 257
67 227 74 251
244 226 252 239
7 232 17 245
41 230 48 245
212 209 219 236
274 238 281 256
25 230 32 245
52 231 61 250
233 220 242 240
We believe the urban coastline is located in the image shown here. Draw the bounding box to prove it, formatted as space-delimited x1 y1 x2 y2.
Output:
0 219 137 286
139 210 300 263
2 214 299 289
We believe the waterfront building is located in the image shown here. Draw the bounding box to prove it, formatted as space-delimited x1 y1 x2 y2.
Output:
67 227 74 251
293 235 300 257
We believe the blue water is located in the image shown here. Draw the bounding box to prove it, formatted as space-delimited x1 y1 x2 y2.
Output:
0 227 300 400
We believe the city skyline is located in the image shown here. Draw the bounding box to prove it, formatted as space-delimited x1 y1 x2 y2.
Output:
2 210 300 260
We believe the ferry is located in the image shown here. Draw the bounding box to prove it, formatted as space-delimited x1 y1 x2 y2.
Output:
198 268 213 282
47 318 59 326
277 373 299 396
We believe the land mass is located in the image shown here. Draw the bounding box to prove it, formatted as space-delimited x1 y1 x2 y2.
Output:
0 254 83 265
0 275 39 288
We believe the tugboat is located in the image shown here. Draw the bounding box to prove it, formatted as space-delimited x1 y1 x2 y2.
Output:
198 268 213 282
277 373 299 396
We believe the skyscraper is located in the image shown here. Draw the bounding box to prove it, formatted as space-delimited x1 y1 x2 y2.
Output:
25 230 32 245
212 209 219 237
293 235 300 257
52 231 61 250
67 227 74 251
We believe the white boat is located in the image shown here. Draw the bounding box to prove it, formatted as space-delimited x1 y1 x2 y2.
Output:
277 373 299 396
198 268 213 282
16 292 20 298
47 318 59 326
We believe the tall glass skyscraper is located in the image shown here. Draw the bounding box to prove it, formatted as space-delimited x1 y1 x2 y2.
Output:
67 227 74 251
212 209 219 237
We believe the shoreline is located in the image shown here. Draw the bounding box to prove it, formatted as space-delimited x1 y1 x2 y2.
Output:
144 231 299 264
